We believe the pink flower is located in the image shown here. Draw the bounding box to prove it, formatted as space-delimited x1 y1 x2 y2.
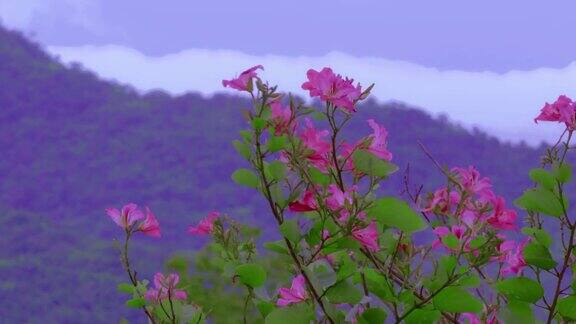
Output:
352 221 379 252
188 211 219 235
486 196 517 230
452 166 492 197
138 207 161 237
300 118 332 171
222 65 263 92
461 209 479 227
289 189 318 212
432 225 468 249
461 313 481 324
462 312 500 324
277 274 308 306
337 210 366 224
301 67 362 112
325 184 355 211
366 119 393 161
499 238 528 276
145 273 187 302
105 203 144 229
270 101 295 135
535 95 576 130
424 187 461 215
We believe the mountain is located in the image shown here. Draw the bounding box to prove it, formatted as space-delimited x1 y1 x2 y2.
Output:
0 25 546 323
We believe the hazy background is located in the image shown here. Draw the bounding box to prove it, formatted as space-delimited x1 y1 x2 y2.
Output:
0 1 575 323
2 0 576 144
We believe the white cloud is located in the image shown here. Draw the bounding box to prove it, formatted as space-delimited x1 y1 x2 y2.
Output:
47 45 576 145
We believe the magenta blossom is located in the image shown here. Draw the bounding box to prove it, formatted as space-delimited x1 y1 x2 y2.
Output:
277 274 308 306
366 119 393 161
461 313 481 324
300 118 332 171
145 273 187 302
105 203 144 229
188 211 219 235
270 101 295 135
301 67 362 112
432 225 469 250
138 207 161 237
352 221 379 252
288 189 318 212
337 210 366 225
462 312 499 324
534 95 576 130
486 196 517 230
424 187 461 215
325 184 356 211
222 65 263 92
452 166 492 197
498 238 528 276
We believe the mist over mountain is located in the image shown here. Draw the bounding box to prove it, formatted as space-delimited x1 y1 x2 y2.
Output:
0 25 548 322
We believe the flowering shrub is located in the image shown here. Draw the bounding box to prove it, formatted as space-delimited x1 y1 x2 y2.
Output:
107 67 576 323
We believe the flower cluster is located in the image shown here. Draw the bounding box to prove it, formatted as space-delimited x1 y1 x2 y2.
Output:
534 95 576 130
425 166 524 274
105 203 161 237
106 65 574 324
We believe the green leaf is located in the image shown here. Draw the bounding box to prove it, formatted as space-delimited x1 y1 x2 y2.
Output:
239 130 252 142
126 297 146 308
265 304 314 324
529 168 556 191
469 235 487 250
264 240 289 255
267 135 287 153
554 163 572 184
364 269 395 302
117 283 135 294
358 308 387 324
557 296 576 319
279 219 300 243
495 277 544 303
233 140 251 160
515 188 565 217
308 259 336 288
441 234 459 250
438 255 457 277
399 290 416 307
256 301 275 318
457 274 481 288
352 150 398 178
433 286 483 313
523 242 557 270
267 161 287 181
404 309 441 324
500 300 535 324
231 168 259 188
309 167 330 186
325 280 363 304
521 227 553 248
367 197 427 233
336 257 356 281
167 255 188 273
252 117 266 131
236 263 267 288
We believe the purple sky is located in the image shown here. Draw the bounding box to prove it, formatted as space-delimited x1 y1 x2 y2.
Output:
3 0 576 72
